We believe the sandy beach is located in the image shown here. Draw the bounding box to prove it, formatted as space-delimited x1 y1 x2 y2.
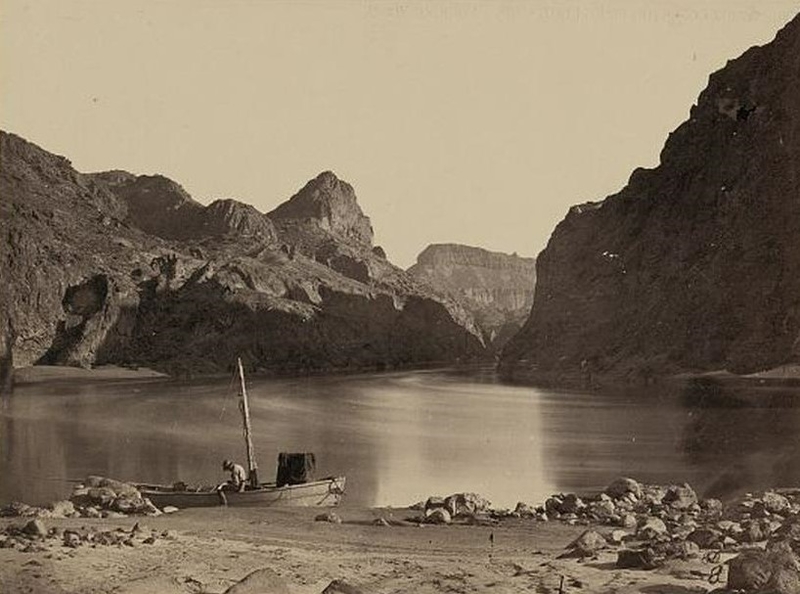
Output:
0 503 734 594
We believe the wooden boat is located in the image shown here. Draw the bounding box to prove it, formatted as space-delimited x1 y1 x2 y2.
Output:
137 476 346 509
136 358 346 508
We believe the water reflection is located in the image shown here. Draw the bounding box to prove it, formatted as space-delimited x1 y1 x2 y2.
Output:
2 371 800 508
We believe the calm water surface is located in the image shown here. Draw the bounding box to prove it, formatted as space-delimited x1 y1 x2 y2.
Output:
2 369 800 508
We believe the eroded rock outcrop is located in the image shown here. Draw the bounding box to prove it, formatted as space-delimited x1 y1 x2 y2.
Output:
1 131 485 376
408 244 535 349
501 13 800 384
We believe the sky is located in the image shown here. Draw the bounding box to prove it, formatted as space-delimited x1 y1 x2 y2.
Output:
2 1 799 268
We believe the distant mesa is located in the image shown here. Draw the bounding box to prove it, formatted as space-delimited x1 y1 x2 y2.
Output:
500 12 800 384
408 243 535 351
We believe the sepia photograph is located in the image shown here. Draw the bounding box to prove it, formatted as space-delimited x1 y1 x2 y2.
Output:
2 1 800 592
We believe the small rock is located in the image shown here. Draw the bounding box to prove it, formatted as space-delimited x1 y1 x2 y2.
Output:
322 579 366 594
424 496 445 511
687 527 722 549
315 512 343 524
608 529 629 544
562 530 606 558
587 499 616 520
637 517 668 540
22 519 47 538
223 567 290 594
618 513 637 529
62 530 81 548
514 502 536 518
617 547 661 569
605 477 643 500
763 492 791 515
662 484 698 510
162 506 179 514
424 508 451 525
559 493 584 515
48 500 75 518
727 546 800 593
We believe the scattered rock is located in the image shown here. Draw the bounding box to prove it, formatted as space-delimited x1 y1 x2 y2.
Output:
763 492 792 515
687 527 722 549
315 512 343 524
605 477 643 500
727 545 800 593
637 518 668 540
22 519 47 538
560 530 606 558
616 547 661 570
662 484 698 510
322 579 366 594
424 508 452 525
223 568 290 594
63 530 81 548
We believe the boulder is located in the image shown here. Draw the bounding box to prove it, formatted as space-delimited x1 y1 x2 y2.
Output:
562 530 606 558
618 513 637 529
457 493 490 514
22 519 47 538
424 496 445 511
112 494 150 514
687 527 722 549
514 502 536 518
662 484 698 510
605 477 642 500
424 508 452 525
637 518 668 540
616 547 661 569
727 546 800 594
48 500 75 517
763 492 792 515
559 493 584 515
322 579 366 594
315 512 342 524
63 530 81 548
740 520 767 543
223 568 290 594
587 499 616 520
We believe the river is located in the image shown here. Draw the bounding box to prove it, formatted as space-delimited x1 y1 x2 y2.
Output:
2 368 800 508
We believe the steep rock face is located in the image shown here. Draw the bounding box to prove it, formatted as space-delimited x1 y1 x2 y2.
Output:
500 14 800 383
88 173 276 242
408 244 535 349
203 199 277 240
268 171 374 247
1 131 485 375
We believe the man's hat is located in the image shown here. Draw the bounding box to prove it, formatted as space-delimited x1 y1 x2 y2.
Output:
222 459 232 469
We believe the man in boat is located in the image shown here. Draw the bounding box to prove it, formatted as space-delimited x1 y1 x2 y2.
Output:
218 459 247 493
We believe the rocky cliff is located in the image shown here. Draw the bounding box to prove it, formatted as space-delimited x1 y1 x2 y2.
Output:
500 13 800 384
1 132 485 376
408 244 535 349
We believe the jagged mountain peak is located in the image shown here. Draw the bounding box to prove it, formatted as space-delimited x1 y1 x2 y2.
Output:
268 171 374 247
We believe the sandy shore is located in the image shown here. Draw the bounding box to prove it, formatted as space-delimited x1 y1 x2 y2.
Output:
0 505 728 594
11 365 168 385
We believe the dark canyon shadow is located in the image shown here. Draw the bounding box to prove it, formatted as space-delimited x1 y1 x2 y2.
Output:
678 377 800 499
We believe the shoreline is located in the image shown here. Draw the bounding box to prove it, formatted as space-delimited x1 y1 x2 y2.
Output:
2 477 798 593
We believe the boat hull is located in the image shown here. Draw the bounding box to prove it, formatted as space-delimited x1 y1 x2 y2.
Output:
138 477 346 509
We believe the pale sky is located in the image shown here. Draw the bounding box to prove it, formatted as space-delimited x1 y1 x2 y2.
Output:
2 1 799 267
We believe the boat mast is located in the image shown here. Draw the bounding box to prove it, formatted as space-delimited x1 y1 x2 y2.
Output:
237 357 259 487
